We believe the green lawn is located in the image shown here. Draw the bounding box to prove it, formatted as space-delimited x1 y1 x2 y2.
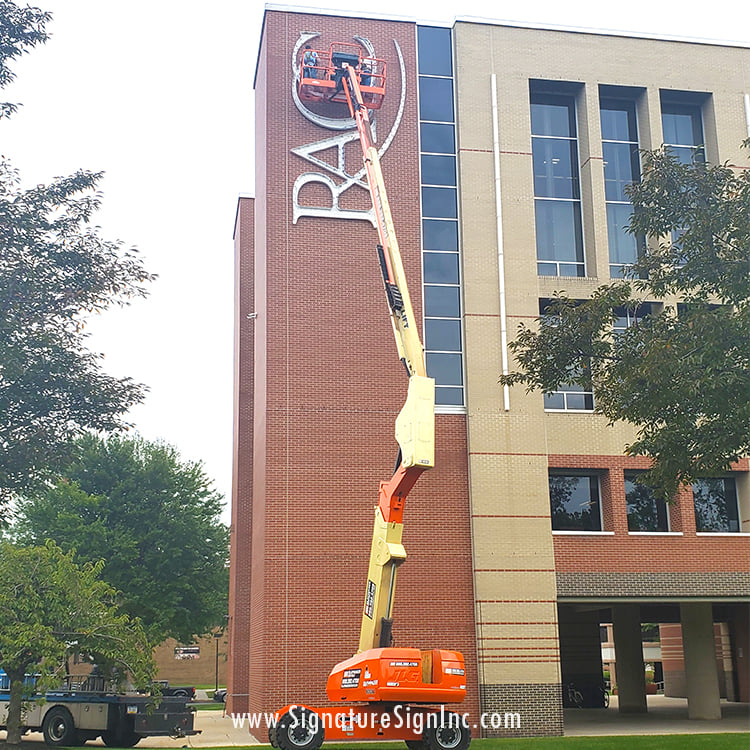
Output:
177 737 750 750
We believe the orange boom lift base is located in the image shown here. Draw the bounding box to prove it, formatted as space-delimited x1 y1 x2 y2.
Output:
269 44 470 750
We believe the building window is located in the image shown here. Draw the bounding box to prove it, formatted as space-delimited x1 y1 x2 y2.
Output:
613 303 652 336
539 299 594 411
693 477 740 533
600 93 643 278
661 91 706 165
531 82 584 277
549 474 602 531
625 471 669 532
418 26 463 408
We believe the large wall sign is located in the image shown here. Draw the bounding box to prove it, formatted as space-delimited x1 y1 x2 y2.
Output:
291 32 406 225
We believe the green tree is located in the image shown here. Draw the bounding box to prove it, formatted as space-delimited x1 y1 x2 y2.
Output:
501 146 750 500
0 1 154 512
0 540 153 746
0 0 50 119
15 434 229 643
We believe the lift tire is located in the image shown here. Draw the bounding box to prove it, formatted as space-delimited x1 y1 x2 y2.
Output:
406 741 428 750
424 712 471 750
275 708 324 750
269 726 279 747
42 707 77 746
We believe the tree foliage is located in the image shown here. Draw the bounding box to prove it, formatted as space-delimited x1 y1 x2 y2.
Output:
14 433 229 644
0 2 155 509
501 146 750 500
0 540 153 745
0 0 50 119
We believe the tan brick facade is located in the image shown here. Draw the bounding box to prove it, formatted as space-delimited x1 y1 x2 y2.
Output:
231 9 750 737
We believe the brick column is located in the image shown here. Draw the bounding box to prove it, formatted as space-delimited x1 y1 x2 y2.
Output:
680 602 721 719
612 604 646 713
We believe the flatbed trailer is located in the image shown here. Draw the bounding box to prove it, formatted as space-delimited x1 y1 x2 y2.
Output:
0 678 199 747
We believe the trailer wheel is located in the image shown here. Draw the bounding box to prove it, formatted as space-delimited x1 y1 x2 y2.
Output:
42 707 77 746
424 712 471 750
275 708 324 750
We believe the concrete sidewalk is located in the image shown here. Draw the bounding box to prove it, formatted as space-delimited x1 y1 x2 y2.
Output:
564 694 750 736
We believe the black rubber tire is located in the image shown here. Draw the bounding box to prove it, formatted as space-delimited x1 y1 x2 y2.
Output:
424 712 471 750
42 707 77 746
269 726 279 747
275 708 324 750
101 728 140 747
406 741 428 750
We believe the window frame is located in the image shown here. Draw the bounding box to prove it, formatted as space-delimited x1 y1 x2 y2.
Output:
549 472 605 533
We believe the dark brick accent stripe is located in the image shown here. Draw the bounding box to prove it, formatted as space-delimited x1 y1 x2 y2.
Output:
479 683 563 738
556 572 750 598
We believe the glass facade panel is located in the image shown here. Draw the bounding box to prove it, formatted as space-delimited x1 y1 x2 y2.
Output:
534 200 584 263
601 95 642 278
426 352 463 386
419 77 454 122
422 219 458 251
606 203 638 267
531 96 576 137
418 27 462 407
549 474 602 531
532 138 580 198
423 252 459 284
417 26 453 76
425 318 462 351
421 186 457 218
420 154 456 186
661 96 705 164
693 478 740 532
625 472 669 531
424 285 460 317
531 85 584 277
420 122 455 154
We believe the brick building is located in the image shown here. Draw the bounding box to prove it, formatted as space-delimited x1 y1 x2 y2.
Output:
229 7 750 737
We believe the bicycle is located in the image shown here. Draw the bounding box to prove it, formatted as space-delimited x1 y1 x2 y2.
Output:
564 682 584 708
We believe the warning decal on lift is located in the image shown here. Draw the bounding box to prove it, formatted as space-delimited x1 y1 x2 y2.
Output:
365 580 376 619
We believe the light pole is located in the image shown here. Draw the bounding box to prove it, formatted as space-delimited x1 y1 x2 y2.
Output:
214 631 221 693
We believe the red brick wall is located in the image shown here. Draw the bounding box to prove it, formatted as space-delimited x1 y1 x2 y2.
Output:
234 9 478 723
550 454 750 573
227 197 255 714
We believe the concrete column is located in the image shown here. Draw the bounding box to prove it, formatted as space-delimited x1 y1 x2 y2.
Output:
680 602 721 719
612 604 647 713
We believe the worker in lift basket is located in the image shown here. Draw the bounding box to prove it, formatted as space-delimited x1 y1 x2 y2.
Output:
303 45 319 78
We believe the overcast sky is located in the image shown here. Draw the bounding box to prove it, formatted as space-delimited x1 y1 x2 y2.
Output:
2 1 747 523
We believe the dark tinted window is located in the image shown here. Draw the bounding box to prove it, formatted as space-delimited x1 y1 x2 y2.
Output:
549 474 602 531
422 187 457 219
423 219 458 251
625 472 668 532
417 26 453 76
693 478 740 532
420 122 455 153
423 252 459 284
425 319 462 351
421 154 456 186
424 285 460 317
426 352 463 385
419 77 454 122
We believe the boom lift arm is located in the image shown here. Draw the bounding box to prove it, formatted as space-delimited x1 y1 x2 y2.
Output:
340 62 436 654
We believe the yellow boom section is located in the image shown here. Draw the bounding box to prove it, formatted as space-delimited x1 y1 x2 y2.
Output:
342 64 436 652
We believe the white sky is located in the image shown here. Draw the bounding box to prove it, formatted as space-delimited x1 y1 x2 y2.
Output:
2 0 747 523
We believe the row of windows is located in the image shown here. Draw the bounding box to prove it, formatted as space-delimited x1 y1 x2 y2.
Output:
531 81 706 278
417 26 463 407
542 299 653 412
550 473 742 534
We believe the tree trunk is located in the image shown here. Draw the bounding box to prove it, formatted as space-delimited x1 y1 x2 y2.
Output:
5 671 26 746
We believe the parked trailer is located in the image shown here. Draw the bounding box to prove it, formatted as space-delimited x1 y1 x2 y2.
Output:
0 677 199 746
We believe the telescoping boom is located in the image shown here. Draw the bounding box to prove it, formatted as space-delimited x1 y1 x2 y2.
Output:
269 44 470 750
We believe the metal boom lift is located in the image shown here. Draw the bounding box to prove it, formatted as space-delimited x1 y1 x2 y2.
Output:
269 45 470 750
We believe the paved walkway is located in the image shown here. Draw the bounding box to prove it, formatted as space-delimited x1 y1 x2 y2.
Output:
564 694 750 736
4 696 748 747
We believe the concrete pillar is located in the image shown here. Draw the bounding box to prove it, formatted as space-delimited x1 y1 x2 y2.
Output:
612 604 647 713
680 602 721 719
